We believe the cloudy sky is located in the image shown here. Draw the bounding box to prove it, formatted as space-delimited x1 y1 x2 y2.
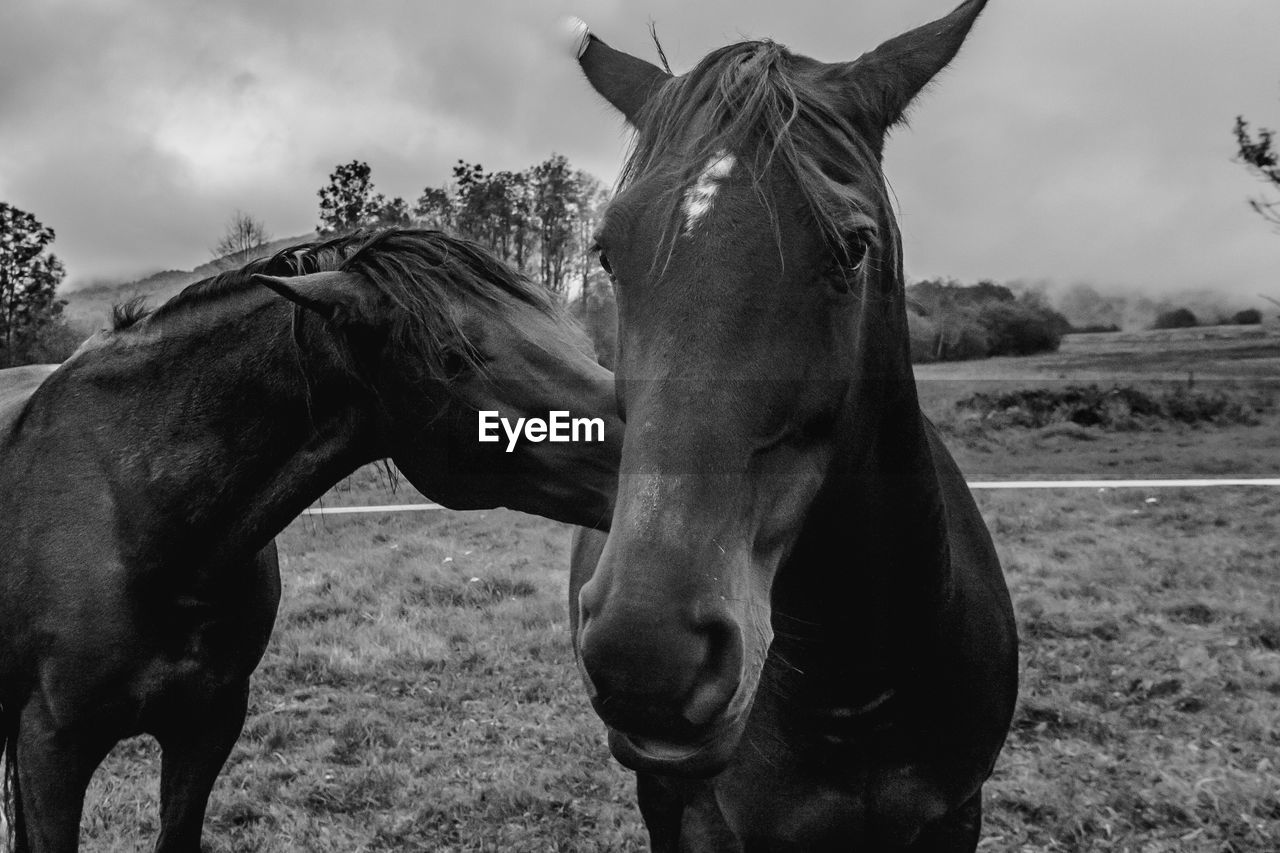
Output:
2 0 1278 306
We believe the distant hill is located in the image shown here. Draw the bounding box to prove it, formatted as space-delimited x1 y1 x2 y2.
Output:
61 232 318 329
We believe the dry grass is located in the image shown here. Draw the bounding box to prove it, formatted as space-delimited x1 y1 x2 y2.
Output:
981 488 1280 852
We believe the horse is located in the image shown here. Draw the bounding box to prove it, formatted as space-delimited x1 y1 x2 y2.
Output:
0 227 622 852
565 2 1017 849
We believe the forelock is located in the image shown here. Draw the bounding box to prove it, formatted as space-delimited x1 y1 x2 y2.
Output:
618 39 886 249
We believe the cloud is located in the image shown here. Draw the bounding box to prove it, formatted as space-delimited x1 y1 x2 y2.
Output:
0 0 1277 303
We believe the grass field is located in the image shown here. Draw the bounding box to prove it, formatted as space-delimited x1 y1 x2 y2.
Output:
71 326 1280 852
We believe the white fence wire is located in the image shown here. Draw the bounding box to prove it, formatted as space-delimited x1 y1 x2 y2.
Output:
299 479 1280 516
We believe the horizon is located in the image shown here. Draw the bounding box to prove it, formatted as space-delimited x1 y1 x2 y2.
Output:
60 227 1276 336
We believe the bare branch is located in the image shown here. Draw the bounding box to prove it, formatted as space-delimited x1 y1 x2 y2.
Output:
1235 114 1280 232
211 210 271 268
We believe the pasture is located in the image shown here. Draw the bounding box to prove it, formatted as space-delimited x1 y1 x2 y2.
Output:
74 326 1280 851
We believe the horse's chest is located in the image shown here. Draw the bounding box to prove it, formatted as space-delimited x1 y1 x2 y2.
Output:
713 750 871 850
707 735 948 850
705 676 932 847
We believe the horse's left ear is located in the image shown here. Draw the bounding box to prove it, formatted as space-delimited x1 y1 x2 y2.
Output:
253 271 377 328
827 0 989 135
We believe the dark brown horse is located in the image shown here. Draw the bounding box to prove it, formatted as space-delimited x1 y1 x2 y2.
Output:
567 2 1017 849
0 228 621 852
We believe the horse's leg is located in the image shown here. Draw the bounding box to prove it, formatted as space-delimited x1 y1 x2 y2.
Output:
14 699 115 853
152 683 250 853
153 544 279 853
901 790 982 853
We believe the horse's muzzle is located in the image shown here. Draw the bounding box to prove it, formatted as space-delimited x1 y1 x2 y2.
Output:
576 587 748 771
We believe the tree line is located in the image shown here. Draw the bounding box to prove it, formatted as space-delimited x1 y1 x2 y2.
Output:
306 154 618 365
314 154 612 303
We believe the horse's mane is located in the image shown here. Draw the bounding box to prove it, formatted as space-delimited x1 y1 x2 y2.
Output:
112 228 572 376
344 228 576 376
111 232 364 333
620 39 886 256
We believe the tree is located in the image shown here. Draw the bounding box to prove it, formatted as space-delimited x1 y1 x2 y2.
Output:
1234 114 1280 230
336 153 612 297
491 170 532 269
413 186 453 231
572 170 611 309
442 162 535 270
569 273 618 369
531 154 578 294
505 170 535 272
0 203 67 366
211 210 271 268
317 160 378 233
370 194 412 227
451 160 491 244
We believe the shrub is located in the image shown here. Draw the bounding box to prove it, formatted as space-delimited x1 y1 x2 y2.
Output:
1152 307 1198 329
907 312 940 363
978 301 1066 356
953 384 1270 430
908 309 1001 363
906 279 1068 362
933 311 992 361
1232 308 1262 325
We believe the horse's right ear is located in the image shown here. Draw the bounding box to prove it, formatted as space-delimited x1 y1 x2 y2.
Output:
564 17 671 127
253 271 376 328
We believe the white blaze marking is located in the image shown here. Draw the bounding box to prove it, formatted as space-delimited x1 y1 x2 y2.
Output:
562 16 591 59
682 151 736 233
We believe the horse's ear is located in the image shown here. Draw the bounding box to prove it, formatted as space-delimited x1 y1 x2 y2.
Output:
564 17 671 127
253 271 376 328
829 0 988 134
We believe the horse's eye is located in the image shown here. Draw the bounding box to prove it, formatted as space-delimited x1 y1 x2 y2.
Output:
596 247 614 277
826 231 870 293
842 230 870 271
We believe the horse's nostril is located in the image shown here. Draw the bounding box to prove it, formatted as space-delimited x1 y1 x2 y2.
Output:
680 615 743 728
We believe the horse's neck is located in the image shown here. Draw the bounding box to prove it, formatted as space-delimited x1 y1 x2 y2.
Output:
769 395 951 700
15 323 375 570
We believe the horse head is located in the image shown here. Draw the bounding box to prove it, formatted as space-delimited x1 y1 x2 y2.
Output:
569 1 989 775
255 229 621 531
